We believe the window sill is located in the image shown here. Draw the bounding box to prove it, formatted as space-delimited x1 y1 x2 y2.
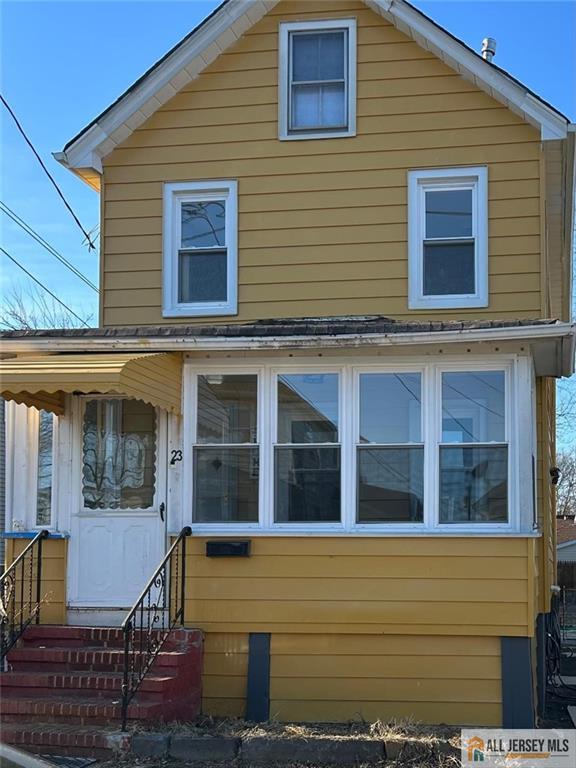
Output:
279 129 356 141
162 304 238 318
186 526 540 538
2 530 69 539
408 295 488 310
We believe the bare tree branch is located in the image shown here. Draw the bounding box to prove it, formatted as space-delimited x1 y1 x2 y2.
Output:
0 283 92 330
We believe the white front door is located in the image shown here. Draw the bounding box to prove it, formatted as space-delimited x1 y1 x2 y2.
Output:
68 398 167 609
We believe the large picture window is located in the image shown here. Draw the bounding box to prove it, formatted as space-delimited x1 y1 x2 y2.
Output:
187 360 524 533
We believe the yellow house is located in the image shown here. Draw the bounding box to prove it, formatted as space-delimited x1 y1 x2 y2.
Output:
1 0 575 743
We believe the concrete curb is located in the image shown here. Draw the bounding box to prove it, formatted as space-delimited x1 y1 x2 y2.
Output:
129 731 455 764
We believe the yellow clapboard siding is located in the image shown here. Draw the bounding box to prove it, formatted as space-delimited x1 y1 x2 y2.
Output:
103 144 539 181
270 634 500 656
103 247 540 275
271 654 501 679
104 304 540 327
103 161 539 201
183 599 527 627
6 538 67 625
104 201 538 236
261 629 503 725
106 126 538 166
188 577 528 603
271 677 501 702
103 291 541 316
202 698 245 717
269 700 501 726
100 0 544 326
125 110 529 149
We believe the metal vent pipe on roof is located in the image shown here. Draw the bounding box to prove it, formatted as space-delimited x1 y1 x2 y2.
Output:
481 37 497 62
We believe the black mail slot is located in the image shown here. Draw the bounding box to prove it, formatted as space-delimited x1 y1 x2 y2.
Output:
206 540 251 557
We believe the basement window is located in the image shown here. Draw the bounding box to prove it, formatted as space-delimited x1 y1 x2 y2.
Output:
408 167 488 309
163 181 238 317
279 19 357 140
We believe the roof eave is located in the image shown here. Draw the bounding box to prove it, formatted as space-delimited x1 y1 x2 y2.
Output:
1 322 574 377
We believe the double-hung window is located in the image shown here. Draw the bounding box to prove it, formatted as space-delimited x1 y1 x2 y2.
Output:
279 19 356 139
357 373 424 524
193 374 259 523
163 181 238 317
275 373 340 523
439 370 508 524
408 167 488 309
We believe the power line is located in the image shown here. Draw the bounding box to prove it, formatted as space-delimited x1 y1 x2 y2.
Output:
0 201 99 293
0 94 97 251
0 245 90 328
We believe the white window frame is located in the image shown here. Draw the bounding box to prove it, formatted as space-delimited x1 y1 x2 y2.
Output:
162 180 238 318
182 355 534 536
278 18 357 141
408 166 488 309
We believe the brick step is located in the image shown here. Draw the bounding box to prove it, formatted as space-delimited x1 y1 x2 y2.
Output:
20 625 201 652
0 669 179 700
0 695 163 726
0 721 129 758
6 645 188 673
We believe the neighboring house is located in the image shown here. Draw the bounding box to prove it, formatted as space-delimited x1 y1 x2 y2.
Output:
1 0 575 738
558 516 576 563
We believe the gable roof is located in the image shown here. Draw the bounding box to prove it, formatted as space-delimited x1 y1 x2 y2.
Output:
55 0 571 190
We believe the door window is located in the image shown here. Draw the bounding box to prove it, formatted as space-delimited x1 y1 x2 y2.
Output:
82 399 157 510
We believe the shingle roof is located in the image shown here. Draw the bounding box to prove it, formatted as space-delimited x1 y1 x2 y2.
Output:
0 317 558 340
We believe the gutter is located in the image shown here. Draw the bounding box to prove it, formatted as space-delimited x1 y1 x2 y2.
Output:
1 323 574 374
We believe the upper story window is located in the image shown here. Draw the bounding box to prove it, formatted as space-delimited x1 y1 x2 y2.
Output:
163 181 238 317
279 19 357 140
408 167 488 309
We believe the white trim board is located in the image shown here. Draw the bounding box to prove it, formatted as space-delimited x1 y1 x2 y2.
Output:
55 0 570 188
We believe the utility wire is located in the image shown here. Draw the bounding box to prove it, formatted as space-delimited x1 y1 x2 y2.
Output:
0 245 90 327
0 94 97 250
0 201 99 293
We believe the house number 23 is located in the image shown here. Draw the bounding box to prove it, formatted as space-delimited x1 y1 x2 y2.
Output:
170 450 183 465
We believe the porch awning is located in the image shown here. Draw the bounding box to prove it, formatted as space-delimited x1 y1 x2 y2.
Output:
0 352 182 415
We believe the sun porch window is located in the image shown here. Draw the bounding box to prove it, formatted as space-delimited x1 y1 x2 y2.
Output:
193 374 259 523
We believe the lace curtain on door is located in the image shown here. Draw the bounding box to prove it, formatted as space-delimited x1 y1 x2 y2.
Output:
82 399 156 510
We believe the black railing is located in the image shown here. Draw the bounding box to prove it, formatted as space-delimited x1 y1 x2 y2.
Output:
121 526 192 729
0 530 50 663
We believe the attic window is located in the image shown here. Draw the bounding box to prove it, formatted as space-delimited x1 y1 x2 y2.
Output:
279 19 357 140
162 181 238 318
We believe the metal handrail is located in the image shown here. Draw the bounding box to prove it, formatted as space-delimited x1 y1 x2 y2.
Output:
120 526 192 729
0 529 50 662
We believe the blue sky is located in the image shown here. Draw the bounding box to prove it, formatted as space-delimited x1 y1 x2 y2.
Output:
1 1 575 331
